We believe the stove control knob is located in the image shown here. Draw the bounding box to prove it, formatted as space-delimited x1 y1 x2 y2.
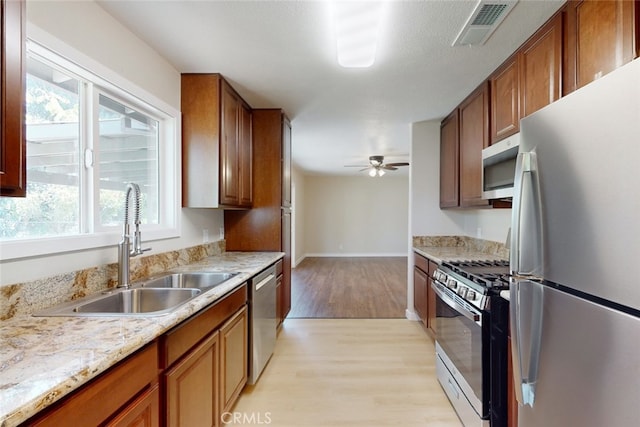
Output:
447 279 457 289
467 290 476 300
457 287 466 298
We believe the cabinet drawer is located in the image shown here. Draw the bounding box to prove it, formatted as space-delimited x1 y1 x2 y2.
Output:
30 342 158 426
414 253 429 273
160 284 247 368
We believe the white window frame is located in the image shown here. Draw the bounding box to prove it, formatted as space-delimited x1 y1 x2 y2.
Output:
0 35 180 261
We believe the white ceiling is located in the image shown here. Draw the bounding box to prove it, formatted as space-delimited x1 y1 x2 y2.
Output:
97 0 564 176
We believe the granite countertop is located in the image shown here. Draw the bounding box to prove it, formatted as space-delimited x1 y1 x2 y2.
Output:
413 245 508 264
0 251 283 427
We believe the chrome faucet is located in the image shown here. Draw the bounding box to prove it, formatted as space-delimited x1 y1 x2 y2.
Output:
117 183 151 288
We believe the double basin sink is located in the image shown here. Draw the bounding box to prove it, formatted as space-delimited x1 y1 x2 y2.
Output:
35 272 238 317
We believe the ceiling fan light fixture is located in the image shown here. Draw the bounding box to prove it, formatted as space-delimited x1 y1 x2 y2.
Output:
369 168 377 177
377 168 385 177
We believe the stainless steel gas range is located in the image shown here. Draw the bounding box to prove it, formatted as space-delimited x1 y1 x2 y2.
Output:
432 260 510 427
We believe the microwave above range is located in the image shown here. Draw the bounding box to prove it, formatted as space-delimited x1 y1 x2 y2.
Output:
482 133 520 200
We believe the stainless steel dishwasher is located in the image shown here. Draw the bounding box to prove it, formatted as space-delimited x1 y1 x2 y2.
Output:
248 264 277 384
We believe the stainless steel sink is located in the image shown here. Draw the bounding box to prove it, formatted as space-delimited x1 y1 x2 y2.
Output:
138 272 238 290
34 288 201 317
33 271 239 317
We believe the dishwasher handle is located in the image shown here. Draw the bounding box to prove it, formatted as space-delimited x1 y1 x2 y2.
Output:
255 274 275 292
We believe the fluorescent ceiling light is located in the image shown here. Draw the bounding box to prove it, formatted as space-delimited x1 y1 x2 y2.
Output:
331 1 385 68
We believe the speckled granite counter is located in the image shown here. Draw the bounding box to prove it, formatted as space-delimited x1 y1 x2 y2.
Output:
413 235 509 264
0 251 283 427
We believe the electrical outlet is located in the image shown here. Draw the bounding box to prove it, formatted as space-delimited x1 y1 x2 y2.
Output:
202 229 209 243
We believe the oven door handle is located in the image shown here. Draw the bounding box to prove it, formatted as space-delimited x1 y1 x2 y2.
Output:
431 282 481 324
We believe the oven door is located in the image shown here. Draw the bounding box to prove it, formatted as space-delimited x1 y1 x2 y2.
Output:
432 281 487 419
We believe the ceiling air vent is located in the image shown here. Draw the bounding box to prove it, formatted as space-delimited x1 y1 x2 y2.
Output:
452 0 518 46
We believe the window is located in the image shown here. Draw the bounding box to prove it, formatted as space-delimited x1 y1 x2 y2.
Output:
0 41 179 260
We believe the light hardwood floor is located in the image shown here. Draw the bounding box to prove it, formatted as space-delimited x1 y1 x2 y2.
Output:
288 257 407 318
229 319 461 427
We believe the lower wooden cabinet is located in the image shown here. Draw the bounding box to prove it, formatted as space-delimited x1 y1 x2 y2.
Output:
106 384 160 427
219 305 248 415
414 253 438 337
24 286 249 427
27 343 159 426
165 332 220 427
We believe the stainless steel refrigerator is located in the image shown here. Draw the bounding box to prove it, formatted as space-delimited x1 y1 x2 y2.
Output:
510 57 640 427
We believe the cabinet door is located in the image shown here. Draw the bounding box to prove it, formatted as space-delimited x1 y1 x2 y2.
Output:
413 266 428 326
238 102 253 207
220 305 248 414
0 0 26 197
459 82 490 208
427 260 438 335
106 384 160 427
165 332 220 427
276 273 283 326
490 56 520 143
519 13 562 118
439 110 459 208
564 0 638 94
220 84 240 206
281 115 292 207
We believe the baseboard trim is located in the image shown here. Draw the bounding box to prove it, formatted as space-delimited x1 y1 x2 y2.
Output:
405 309 420 321
304 252 407 258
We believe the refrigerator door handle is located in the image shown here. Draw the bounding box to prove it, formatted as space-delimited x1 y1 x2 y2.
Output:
510 150 544 278
510 279 544 407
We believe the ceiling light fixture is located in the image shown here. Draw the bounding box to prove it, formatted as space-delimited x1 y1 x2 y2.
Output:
331 1 385 68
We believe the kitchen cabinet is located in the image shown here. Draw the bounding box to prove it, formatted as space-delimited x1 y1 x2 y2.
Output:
490 12 562 144
26 343 159 426
413 262 428 328
219 305 248 414
439 110 459 209
106 385 160 427
519 12 562 118
160 284 247 427
0 0 26 197
459 82 491 208
426 259 438 335
165 332 220 427
413 253 437 337
563 0 639 95
181 74 253 209
224 109 292 326
274 258 287 327
490 55 520 143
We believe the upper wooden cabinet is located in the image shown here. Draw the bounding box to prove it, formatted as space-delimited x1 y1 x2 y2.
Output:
439 110 459 209
490 55 520 143
0 0 26 197
519 13 563 118
564 0 639 95
224 109 292 325
181 74 253 209
490 12 562 144
459 82 491 208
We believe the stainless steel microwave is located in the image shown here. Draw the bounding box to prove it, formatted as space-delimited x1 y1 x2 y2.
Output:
482 133 520 199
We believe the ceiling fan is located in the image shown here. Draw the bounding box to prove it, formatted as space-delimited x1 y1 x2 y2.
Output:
345 155 410 177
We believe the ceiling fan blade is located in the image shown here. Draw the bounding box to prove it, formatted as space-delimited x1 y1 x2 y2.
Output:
385 162 409 167
344 164 369 168
359 167 372 172
381 165 398 171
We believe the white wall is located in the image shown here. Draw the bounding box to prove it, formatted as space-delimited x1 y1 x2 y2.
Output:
0 0 223 286
302 175 409 257
410 120 511 243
